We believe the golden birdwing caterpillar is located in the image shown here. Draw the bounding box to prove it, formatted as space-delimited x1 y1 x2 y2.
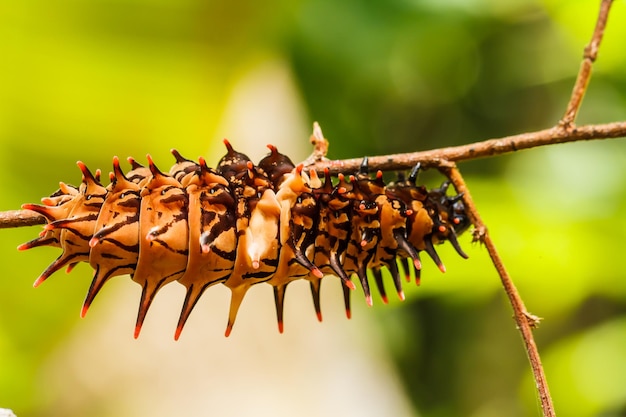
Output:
19 140 470 339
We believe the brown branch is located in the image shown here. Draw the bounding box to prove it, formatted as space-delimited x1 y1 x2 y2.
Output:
442 165 555 417
560 0 614 128
302 120 626 174
2 120 626 230
0 209 46 229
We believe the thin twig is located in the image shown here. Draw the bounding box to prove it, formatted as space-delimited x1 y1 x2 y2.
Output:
442 164 555 417
304 121 626 174
559 0 613 128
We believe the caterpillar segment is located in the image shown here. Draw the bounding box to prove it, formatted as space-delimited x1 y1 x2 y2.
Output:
425 181 471 259
386 163 436 284
300 168 325 321
83 157 141 318
132 156 190 338
258 147 324 332
310 171 358 318
19 140 470 338
174 158 237 340
216 150 281 337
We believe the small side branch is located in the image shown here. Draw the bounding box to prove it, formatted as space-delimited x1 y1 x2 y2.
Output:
559 0 613 128
442 164 555 417
303 121 330 165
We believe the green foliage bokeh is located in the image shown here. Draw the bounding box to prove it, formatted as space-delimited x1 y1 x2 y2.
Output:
1 1 625 416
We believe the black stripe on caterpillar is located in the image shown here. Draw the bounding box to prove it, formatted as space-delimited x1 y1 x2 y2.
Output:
18 140 470 339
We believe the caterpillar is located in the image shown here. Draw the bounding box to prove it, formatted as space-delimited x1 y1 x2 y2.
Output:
18 140 470 339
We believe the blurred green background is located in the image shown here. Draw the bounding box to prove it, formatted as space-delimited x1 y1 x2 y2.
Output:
1 0 626 416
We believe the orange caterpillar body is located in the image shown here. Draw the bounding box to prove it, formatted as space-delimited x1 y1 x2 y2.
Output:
19 141 470 339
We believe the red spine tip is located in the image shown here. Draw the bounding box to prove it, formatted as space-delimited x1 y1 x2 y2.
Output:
381 295 389 305
438 263 446 273
278 322 284 334
345 309 352 319
413 259 422 270
365 295 373 307
80 303 90 318
345 280 356 290
174 327 183 341
415 277 421 286
17 243 29 251
33 277 45 288
398 291 406 301
133 324 143 339
316 311 323 322
312 268 323 279
224 323 233 338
